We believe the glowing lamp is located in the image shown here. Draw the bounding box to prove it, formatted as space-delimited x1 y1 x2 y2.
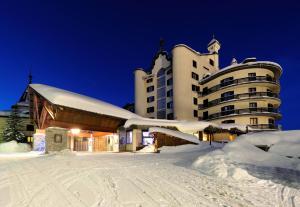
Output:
70 128 81 135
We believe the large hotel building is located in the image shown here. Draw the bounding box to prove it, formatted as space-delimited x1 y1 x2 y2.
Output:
134 38 282 130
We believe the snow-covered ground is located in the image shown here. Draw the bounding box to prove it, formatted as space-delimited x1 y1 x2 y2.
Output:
0 132 299 207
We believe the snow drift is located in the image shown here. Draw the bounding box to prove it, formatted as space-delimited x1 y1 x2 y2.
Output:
193 130 300 180
0 141 31 153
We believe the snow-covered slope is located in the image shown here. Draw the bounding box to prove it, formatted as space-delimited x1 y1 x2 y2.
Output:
30 84 140 120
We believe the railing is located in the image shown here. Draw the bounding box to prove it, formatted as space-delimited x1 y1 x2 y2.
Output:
201 107 280 120
199 76 278 97
199 92 280 109
250 124 279 130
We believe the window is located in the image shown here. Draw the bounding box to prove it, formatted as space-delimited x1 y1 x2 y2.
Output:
266 74 273 81
146 78 153 83
157 88 166 98
147 86 154 92
192 60 197 68
221 105 235 116
221 91 234 101
54 134 62 143
167 113 174 120
248 73 256 81
209 59 214 66
203 111 208 120
142 131 154 145
249 102 257 112
267 89 273 96
26 124 34 131
268 118 275 125
250 118 258 125
192 85 200 92
157 68 165 77
147 96 155 103
157 99 166 110
220 77 234 87
268 103 274 112
147 107 154 113
167 89 173 97
167 78 173 86
203 66 209 71
249 102 257 108
166 69 172 75
192 72 199 81
203 99 208 107
167 101 173 109
157 76 166 88
193 110 198 117
202 87 208 95
193 97 198 105
249 88 256 96
222 120 235 124
126 131 133 144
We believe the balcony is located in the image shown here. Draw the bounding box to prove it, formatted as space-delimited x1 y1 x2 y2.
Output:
199 76 279 97
199 92 280 110
250 124 279 130
201 107 281 121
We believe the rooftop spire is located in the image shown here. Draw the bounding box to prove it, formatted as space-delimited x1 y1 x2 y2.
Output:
28 69 32 84
159 38 165 52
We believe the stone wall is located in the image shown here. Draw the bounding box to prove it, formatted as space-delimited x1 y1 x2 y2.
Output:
45 127 68 152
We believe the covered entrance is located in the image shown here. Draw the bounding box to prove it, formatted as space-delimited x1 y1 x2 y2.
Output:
69 130 118 152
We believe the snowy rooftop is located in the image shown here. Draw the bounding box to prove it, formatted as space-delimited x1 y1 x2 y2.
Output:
124 117 218 133
30 84 140 120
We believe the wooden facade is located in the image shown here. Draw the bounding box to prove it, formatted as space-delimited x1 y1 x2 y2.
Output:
154 132 196 148
29 87 126 132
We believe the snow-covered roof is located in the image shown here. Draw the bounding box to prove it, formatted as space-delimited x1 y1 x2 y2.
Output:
124 117 217 133
30 84 140 120
207 38 220 47
149 127 200 144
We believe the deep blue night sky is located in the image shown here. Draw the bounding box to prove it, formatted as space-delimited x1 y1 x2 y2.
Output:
0 1 299 129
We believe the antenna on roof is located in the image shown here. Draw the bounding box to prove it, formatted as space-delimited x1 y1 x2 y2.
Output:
28 65 32 84
159 38 165 52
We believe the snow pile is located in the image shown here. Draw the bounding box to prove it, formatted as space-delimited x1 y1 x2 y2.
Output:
0 141 31 153
138 144 157 153
149 127 200 144
30 84 140 120
193 131 300 180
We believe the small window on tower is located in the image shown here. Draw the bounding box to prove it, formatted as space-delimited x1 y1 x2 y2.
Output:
209 59 214 66
192 60 197 68
193 110 198 117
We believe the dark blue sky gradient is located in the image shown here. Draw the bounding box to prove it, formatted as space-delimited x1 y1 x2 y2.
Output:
0 0 300 129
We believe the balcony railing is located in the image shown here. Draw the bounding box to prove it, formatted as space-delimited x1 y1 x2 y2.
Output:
250 124 279 130
201 107 280 120
199 76 278 97
199 92 280 110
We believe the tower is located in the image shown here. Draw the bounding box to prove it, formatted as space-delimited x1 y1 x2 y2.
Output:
207 35 221 54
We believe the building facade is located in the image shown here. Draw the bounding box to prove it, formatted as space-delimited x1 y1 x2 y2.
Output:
134 39 282 130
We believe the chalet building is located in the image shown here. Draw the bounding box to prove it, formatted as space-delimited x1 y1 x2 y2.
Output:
29 84 208 153
134 38 282 131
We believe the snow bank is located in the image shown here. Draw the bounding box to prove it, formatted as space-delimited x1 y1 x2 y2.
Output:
30 84 140 120
193 130 300 180
137 144 157 153
0 141 31 153
149 127 200 144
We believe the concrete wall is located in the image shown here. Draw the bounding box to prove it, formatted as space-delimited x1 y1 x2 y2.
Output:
45 127 68 152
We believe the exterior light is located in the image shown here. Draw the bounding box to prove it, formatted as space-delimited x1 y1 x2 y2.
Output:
70 128 81 135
